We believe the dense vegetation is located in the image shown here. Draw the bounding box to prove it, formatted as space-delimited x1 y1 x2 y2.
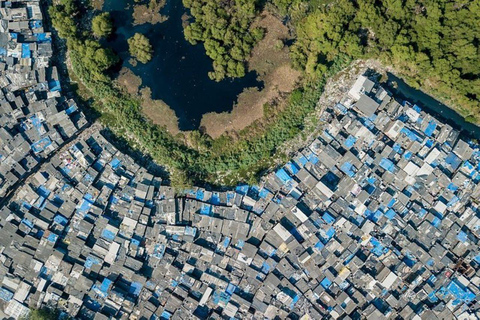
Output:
128 33 154 64
92 12 113 38
48 0 480 187
275 0 480 119
183 0 264 81
25 308 59 320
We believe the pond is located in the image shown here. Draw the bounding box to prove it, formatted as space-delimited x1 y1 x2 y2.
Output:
386 73 480 140
103 0 263 130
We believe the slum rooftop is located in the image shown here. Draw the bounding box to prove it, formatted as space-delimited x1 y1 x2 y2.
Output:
1 0 480 319
1 68 480 319
0 0 86 199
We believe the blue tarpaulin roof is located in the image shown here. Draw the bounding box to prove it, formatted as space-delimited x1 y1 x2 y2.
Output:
392 143 402 154
110 158 121 169
0 287 14 302
21 43 30 58
235 184 249 195
199 204 211 215
48 80 61 92
210 193 220 205
401 127 422 142
195 189 204 200
129 282 142 296
457 231 468 243
340 161 356 177
445 279 476 306
445 152 462 171
21 218 34 229
307 152 319 164
47 233 58 244
379 158 395 173
65 104 78 115
370 237 389 257
321 277 332 289
101 229 116 241
322 212 336 224
297 155 308 166
275 168 292 184
424 120 437 137
35 32 51 43
286 161 300 175
385 209 396 220
77 198 92 214
258 188 271 199
85 256 100 268
31 137 52 153
344 135 357 149
54 214 68 226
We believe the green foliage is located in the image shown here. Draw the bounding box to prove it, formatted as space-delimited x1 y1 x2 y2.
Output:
48 0 78 38
128 33 153 64
69 39 118 82
183 0 264 81
92 12 113 38
25 308 59 320
290 0 480 116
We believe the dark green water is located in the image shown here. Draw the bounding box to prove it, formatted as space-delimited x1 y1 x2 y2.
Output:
103 0 262 130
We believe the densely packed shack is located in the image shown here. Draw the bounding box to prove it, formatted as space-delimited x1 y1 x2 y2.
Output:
0 0 86 199
1 1 480 319
1 66 480 319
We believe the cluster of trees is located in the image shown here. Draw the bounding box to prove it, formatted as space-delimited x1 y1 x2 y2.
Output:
128 33 154 63
48 0 77 38
49 0 118 82
92 12 113 38
183 0 264 81
277 0 480 119
25 308 59 320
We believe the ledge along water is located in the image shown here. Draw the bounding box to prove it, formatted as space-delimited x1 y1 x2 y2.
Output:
386 73 480 140
103 0 263 131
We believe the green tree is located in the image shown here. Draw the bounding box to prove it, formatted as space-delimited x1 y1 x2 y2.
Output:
70 39 118 81
128 33 153 64
92 12 113 38
48 0 78 39
183 0 263 80
25 308 59 320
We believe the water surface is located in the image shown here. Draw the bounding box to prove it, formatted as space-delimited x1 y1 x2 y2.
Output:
386 73 480 139
103 0 262 130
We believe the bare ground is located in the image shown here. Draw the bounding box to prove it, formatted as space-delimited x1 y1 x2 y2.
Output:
91 0 104 10
116 67 180 135
140 87 180 135
133 0 168 25
200 12 301 138
117 67 142 95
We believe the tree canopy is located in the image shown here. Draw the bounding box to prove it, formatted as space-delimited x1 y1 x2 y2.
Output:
285 0 480 118
92 12 113 38
128 33 154 64
183 0 264 81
